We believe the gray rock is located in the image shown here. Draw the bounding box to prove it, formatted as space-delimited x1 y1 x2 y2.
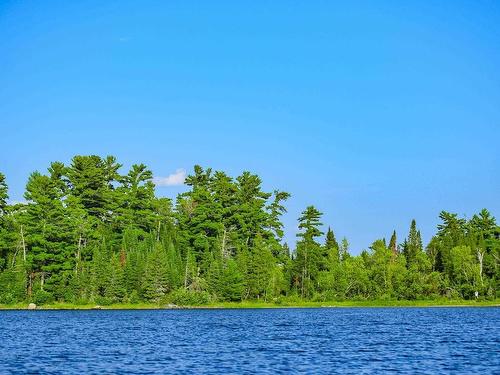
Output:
27 303 37 310
165 303 180 309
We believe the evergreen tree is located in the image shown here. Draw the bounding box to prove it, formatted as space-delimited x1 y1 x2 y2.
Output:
402 220 423 268
116 164 156 233
325 227 339 252
294 206 324 298
67 155 120 221
106 252 126 302
0 173 9 270
267 190 291 241
183 249 204 291
0 156 497 305
339 237 350 262
0 172 8 215
246 236 274 300
24 169 74 299
389 230 397 257
219 259 244 301
323 227 339 270
142 243 169 302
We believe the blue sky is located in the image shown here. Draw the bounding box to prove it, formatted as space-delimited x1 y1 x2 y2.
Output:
1 1 499 252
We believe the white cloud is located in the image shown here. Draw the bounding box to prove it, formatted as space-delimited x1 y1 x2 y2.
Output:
154 169 187 187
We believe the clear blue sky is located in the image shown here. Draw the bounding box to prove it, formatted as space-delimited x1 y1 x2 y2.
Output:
1 1 499 253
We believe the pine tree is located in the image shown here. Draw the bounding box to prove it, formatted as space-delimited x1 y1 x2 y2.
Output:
142 243 169 302
267 190 291 241
339 237 350 261
0 172 8 215
247 236 274 300
106 253 126 302
0 172 9 270
295 206 324 298
325 227 339 251
123 248 145 297
67 155 119 221
322 227 339 270
183 249 201 291
165 241 182 290
1 156 498 305
92 244 112 299
219 259 244 301
24 168 75 299
115 164 156 233
389 230 398 257
402 220 423 268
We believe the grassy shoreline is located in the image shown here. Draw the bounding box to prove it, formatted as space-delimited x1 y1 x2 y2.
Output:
1 299 498 310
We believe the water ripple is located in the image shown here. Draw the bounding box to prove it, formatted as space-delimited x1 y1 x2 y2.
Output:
0 307 498 374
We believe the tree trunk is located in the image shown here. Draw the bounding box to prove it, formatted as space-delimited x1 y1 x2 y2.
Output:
21 225 26 262
221 228 228 259
76 234 82 274
477 248 485 285
27 272 34 297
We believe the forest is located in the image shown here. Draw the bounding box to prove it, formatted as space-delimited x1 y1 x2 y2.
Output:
0 155 498 306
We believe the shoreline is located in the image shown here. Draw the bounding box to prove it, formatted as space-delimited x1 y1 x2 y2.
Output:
1 299 498 310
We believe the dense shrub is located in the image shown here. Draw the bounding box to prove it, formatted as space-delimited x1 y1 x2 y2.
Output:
129 290 140 304
0 292 16 304
168 288 211 306
33 290 55 305
94 296 113 306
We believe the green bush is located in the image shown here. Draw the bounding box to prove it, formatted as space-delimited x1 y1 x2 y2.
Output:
168 288 211 306
281 294 302 304
94 296 113 306
273 297 283 305
33 289 55 305
315 291 339 302
73 297 90 306
129 290 140 304
0 269 27 302
0 292 16 304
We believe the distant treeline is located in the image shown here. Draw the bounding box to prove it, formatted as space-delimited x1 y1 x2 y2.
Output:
0 155 498 306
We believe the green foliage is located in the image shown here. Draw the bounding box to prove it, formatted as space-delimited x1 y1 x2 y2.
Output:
0 172 8 215
33 289 55 305
94 296 114 306
294 206 324 298
208 258 244 301
142 243 170 302
0 267 26 303
0 158 497 306
168 288 212 306
129 290 140 304
402 219 423 268
389 230 397 256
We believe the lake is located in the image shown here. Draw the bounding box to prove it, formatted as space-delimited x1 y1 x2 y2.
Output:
0 307 498 374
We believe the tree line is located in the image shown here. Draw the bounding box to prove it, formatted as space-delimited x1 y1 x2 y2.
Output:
0 155 498 305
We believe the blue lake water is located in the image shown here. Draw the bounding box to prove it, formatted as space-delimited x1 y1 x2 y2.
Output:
0 307 499 374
